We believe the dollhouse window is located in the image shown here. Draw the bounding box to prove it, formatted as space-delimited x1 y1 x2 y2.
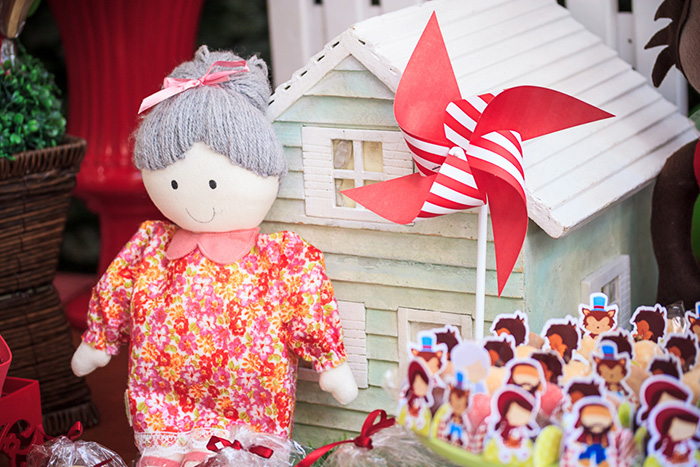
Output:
301 127 414 222
297 300 368 388
397 307 472 373
581 255 631 326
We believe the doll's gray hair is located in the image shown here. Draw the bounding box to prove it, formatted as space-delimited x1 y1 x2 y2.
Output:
133 45 287 179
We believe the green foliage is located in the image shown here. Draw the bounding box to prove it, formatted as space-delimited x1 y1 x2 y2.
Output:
0 42 66 159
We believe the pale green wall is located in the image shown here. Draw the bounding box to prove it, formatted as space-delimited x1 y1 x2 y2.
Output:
523 184 657 332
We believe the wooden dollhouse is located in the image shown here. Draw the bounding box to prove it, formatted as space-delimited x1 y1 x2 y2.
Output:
262 0 697 444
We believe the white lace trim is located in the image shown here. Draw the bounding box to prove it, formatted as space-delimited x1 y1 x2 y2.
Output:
136 428 229 456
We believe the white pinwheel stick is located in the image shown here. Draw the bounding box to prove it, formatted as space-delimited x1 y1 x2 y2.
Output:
475 202 488 341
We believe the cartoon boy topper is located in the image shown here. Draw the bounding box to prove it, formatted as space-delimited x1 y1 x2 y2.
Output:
664 332 699 373
647 401 700 467
648 354 683 379
484 335 516 368
568 396 619 467
433 324 462 380
593 343 631 399
637 375 692 426
630 304 667 343
688 302 700 342
541 316 581 364
530 351 565 386
579 293 618 339
399 359 434 431
433 369 473 447
564 378 604 412
598 329 635 360
490 310 529 347
409 330 448 385
488 386 539 463
504 358 546 398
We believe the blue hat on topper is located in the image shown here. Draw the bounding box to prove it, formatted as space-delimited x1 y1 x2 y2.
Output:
592 293 608 311
453 370 467 390
600 342 618 359
421 334 436 351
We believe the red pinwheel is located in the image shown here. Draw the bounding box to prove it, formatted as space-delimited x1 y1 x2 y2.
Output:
342 12 613 296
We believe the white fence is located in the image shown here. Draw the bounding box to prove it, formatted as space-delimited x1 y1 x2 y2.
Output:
267 0 687 112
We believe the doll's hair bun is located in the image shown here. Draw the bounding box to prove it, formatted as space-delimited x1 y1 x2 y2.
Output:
133 45 286 179
171 45 271 113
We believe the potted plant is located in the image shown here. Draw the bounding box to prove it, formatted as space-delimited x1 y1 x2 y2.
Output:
0 0 95 435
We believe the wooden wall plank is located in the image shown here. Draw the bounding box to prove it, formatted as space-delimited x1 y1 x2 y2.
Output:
307 70 395 99
366 334 399 362
294 402 369 432
323 253 524 297
366 308 398 337
292 423 356 447
276 96 397 128
296 380 395 413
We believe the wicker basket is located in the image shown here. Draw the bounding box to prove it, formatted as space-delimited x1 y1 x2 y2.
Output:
0 136 99 434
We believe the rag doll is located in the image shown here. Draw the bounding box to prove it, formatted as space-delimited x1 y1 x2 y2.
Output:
70 46 358 467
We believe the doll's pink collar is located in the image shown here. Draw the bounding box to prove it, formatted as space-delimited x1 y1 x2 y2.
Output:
165 227 259 265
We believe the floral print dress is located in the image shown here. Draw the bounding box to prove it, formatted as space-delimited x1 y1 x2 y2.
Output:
82 221 347 453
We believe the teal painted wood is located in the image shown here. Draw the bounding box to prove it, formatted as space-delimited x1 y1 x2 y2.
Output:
323 253 524 298
273 121 302 147
307 70 395 100
369 360 398 387
285 146 303 171
296 380 395 413
276 96 398 129
292 423 357 448
332 281 524 321
366 334 399 362
294 402 370 432
278 171 304 200
366 308 398 337
262 221 500 268
523 185 657 332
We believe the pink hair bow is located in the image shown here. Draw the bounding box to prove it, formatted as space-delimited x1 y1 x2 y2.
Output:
138 60 249 113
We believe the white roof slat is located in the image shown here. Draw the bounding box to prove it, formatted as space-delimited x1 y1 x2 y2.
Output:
524 78 658 173
547 127 698 236
536 101 688 210
455 30 598 95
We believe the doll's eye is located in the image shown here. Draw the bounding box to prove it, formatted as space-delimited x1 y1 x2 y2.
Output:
209 180 217 189
171 180 178 190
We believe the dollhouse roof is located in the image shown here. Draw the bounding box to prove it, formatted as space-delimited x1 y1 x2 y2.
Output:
267 0 698 239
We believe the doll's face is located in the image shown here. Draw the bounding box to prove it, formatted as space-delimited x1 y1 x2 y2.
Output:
505 402 531 427
669 417 698 442
142 143 280 232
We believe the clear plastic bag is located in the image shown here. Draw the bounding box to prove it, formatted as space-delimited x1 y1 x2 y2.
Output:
27 436 128 467
319 425 458 467
196 425 307 467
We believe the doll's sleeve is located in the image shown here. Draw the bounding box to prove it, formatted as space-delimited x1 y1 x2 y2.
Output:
81 222 154 355
283 232 347 372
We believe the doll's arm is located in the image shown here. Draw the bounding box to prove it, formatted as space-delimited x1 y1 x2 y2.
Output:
319 361 358 405
71 341 112 377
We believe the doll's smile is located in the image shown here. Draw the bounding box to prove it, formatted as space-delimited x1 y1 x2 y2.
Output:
186 207 216 224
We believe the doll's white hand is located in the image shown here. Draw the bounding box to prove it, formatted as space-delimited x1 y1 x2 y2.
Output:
71 342 112 377
318 362 358 405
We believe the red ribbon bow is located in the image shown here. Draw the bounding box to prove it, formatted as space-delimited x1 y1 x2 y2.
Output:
138 59 249 113
296 410 395 467
206 436 273 460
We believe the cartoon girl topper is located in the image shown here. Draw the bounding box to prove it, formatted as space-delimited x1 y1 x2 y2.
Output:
399 359 434 431
664 332 699 373
484 335 516 368
488 386 539 463
530 351 564 386
408 330 448 384
630 304 667 343
541 316 581 364
593 343 631 398
647 401 700 467
637 375 692 426
433 369 473 447
598 329 635 360
579 293 618 339
490 310 529 347
648 354 683 379
504 359 546 398
568 397 619 467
